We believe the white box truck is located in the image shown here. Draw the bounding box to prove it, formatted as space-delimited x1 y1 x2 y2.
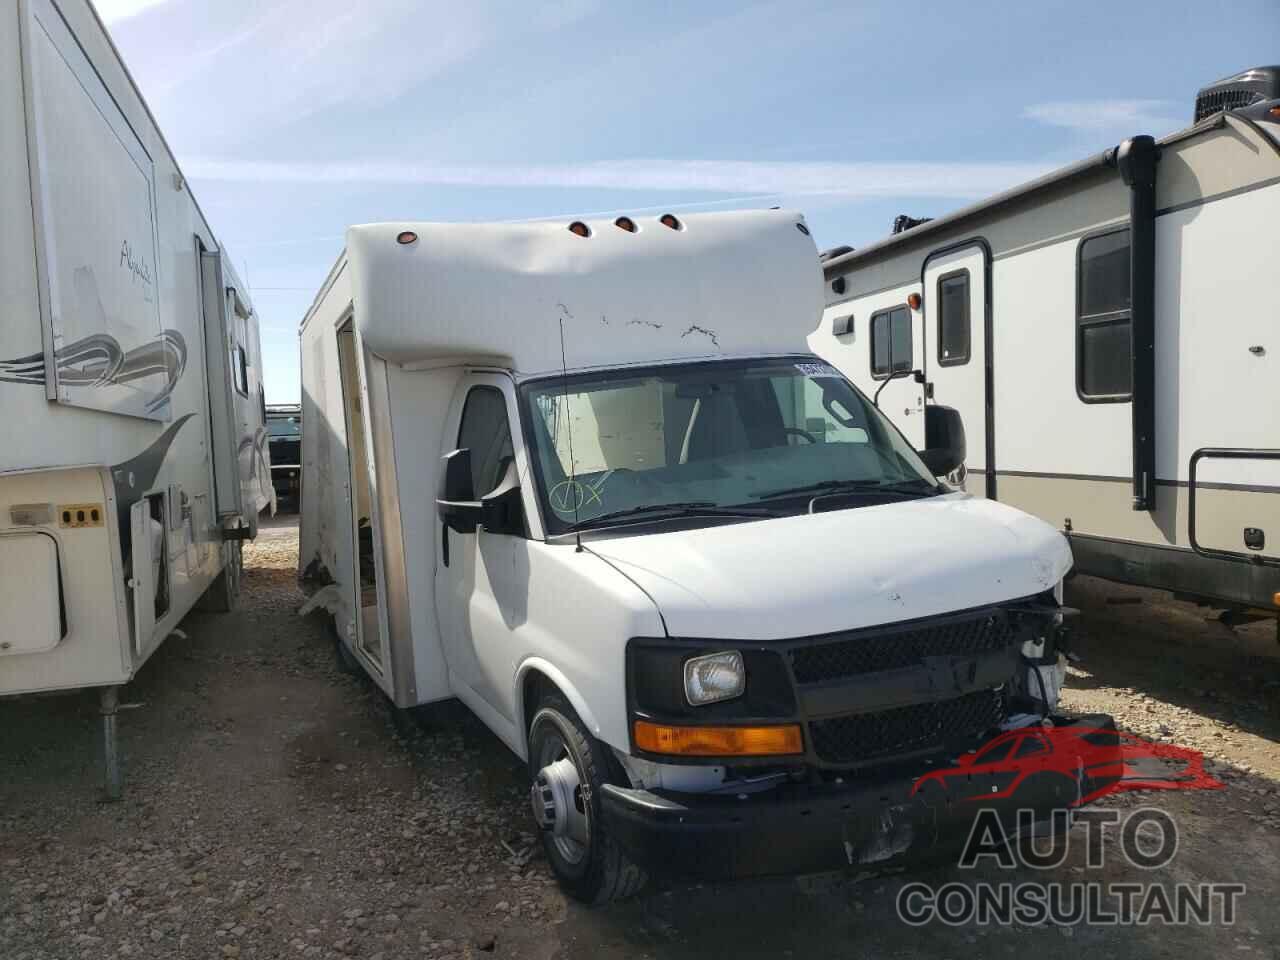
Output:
1 0 272 797
299 209 1111 902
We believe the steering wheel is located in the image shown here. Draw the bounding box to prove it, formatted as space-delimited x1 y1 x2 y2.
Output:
783 427 817 444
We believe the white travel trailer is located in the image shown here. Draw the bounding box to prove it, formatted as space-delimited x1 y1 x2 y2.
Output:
300 208 1111 902
1 0 272 796
812 67 1280 634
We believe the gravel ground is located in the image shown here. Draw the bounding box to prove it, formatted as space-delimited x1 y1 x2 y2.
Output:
2 516 1277 959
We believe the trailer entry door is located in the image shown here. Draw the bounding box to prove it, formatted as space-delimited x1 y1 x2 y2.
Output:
924 243 991 496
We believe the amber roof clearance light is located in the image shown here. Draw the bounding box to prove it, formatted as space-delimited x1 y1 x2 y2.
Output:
659 213 682 231
396 231 418 245
568 221 591 238
614 216 637 233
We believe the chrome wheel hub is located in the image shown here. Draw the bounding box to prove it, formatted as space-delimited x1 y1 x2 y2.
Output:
531 744 589 864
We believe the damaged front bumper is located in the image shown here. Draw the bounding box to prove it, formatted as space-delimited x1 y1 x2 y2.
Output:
601 713 1116 881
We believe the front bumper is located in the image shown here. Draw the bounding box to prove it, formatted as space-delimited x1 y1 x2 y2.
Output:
602 713 1115 881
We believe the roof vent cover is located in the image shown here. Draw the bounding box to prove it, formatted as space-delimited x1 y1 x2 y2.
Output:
1194 65 1280 122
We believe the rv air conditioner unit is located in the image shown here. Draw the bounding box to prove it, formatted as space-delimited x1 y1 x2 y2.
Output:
1194 65 1280 122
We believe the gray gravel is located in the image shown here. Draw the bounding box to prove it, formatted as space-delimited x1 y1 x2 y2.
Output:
1 516 1277 959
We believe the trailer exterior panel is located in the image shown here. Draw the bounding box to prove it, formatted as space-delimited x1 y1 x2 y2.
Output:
815 99 1280 612
1 0 272 793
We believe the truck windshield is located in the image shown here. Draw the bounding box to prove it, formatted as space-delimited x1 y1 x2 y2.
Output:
518 356 940 536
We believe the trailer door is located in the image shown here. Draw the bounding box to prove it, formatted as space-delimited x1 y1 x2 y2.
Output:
924 244 991 496
199 249 243 523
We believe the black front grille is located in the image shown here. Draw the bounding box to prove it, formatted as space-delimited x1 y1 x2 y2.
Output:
1195 88 1264 122
809 688 1005 765
789 612 1017 685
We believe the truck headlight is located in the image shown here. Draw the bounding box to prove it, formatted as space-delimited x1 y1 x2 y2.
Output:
683 650 745 706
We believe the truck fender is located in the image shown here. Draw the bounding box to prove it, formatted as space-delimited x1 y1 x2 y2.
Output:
514 656 604 758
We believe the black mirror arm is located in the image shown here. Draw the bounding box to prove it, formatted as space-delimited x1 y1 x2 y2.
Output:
872 367 921 408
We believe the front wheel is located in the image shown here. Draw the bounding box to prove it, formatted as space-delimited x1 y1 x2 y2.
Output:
527 694 646 904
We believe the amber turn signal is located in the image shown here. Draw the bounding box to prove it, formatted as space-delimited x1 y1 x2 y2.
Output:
634 720 803 757
907 292 922 310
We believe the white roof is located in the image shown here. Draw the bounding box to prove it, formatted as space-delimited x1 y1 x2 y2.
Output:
344 209 823 375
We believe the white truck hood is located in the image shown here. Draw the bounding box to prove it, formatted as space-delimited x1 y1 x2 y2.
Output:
587 494 1071 640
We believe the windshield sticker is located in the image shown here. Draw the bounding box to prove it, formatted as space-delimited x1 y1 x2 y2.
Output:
794 361 839 377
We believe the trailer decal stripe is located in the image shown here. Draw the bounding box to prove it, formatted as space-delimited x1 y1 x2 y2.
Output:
0 329 187 411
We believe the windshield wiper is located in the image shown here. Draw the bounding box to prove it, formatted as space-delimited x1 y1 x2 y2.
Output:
570 501 775 531
750 479 939 501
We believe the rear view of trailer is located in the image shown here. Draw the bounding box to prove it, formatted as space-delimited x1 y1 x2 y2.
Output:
0 0 272 796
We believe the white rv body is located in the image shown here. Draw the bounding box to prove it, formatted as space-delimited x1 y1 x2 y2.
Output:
812 101 1280 616
300 208 1101 900
1 0 271 784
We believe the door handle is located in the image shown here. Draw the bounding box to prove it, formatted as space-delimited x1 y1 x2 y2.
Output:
441 522 450 567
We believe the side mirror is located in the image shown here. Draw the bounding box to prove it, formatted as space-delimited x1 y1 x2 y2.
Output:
872 367 923 408
920 405 966 477
481 460 525 536
437 448 481 533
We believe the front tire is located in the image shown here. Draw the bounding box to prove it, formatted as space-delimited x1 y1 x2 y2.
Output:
527 694 646 904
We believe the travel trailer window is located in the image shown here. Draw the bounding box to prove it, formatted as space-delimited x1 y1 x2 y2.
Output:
936 270 970 366
1076 229 1132 401
870 306 913 378
231 308 250 396
521 357 938 535
457 387 515 498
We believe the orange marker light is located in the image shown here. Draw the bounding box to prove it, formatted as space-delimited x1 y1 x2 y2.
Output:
907 292 922 310
659 213 682 231
568 221 591 238
1273 592 1280 607
634 720 803 757
614 216 637 233
396 231 418 245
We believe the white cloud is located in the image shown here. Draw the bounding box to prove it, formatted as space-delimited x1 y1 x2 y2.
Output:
1023 100 1179 134
92 0 171 24
183 156 1053 200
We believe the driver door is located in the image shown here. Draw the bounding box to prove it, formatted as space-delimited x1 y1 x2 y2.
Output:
434 375 521 718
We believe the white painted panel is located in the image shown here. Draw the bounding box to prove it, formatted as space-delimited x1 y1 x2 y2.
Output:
991 240 1132 478
810 283 925 448
129 499 156 654
384 363 462 705
1156 183 1280 488
349 211 824 376
26 0 169 421
0 532 62 656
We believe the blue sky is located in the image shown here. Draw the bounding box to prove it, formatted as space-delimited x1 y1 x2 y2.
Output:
97 0 1279 402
